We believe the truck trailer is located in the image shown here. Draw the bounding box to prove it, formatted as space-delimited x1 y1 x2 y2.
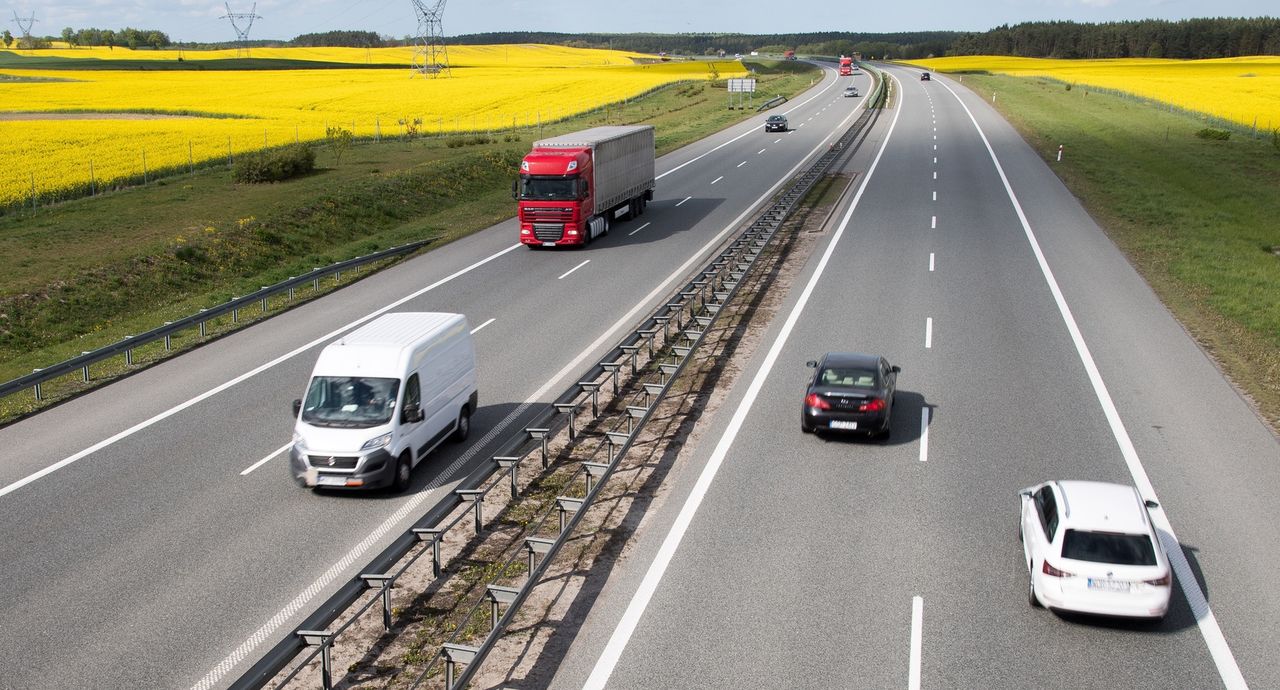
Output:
516 125 656 247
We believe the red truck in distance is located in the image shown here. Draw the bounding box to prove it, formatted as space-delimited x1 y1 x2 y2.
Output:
839 56 853 76
784 49 796 60
517 125 656 248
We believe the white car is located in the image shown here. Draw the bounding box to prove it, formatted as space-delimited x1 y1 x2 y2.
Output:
1019 480 1171 620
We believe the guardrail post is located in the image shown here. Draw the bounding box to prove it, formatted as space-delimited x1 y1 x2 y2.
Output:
642 383 664 408
605 431 630 464
297 630 334 690
494 456 520 497
81 353 91 382
441 643 479 689
486 585 519 629
360 573 395 630
261 288 270 312
231 301 239 324
658 363 679 385
552 402 580 440
32 368 43 401
313 269 320 290
124 335 135 366
412 527 443 577
620 343 642 375
163 323 173 351
524 537 554 578
198 309 208 338
601 361 623 394
653 314 673 341
664 301 686 330
637 328 660 358
577 382 601 418
525 428 550 469
625 406 647 434
583 462 608 495
556 496 584 533
456 489 485 533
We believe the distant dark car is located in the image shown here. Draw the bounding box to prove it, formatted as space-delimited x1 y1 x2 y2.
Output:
920 72 931 81
801 352 899 437
765 114 788 132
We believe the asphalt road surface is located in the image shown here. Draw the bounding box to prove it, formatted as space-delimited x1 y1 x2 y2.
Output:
0 66 878 689
550 65 1278 689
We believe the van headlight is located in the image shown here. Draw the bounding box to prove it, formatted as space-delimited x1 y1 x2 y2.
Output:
292 433 307 453
361 432 393 451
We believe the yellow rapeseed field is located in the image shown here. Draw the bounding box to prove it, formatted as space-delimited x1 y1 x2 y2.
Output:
906 56 1280 131
0 45 744 207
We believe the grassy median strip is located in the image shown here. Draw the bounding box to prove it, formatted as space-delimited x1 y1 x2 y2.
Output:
0 61 817 422
956 74 1280 430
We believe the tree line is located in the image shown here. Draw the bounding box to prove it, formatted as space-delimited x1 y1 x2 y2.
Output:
290 30 386 48
949 18 1280 58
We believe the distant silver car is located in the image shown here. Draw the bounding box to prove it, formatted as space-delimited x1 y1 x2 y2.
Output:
843 86 859 98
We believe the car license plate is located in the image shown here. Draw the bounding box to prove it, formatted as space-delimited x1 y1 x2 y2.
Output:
1087 578 1130 592
316 475 348 487
829 420 858 430
542 242 556 247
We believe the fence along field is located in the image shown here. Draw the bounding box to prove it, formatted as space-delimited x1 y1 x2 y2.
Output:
906 55 1280 133
0 44 745 209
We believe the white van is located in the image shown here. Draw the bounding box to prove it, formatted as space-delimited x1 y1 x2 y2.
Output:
289 312 478 492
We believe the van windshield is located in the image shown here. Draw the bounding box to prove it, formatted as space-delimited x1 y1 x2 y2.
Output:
301 376 399 428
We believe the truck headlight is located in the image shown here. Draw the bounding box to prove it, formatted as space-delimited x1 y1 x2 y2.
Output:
361 432 393 450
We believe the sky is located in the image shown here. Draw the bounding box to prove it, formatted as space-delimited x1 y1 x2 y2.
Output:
7 0 1276 44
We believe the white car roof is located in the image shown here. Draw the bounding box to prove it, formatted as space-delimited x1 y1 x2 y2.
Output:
1056 480 1150 534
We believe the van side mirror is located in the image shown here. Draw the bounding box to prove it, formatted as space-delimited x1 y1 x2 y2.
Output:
1144 499 1159 510
805 360 818 368
402 404 424 424
292 399 302 417
891 365 901 373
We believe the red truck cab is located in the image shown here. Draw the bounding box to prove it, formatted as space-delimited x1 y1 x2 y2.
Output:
838 56 853 76
519 149 594 246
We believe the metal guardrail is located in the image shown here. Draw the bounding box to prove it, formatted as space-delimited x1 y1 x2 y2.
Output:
230 69 885 690
757 95 788 111
0 239 434 404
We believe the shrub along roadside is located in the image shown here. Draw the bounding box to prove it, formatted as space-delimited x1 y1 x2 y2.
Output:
232 143 317 183
960 74 1280 430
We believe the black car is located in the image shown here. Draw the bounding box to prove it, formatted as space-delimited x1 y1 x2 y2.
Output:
801 352 899 437
920 71 931 81
765 114 788 132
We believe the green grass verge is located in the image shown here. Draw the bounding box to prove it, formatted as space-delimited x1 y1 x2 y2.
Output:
958 74 1280 429
0 63 819 419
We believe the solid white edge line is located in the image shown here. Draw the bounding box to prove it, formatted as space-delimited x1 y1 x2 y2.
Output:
925 317 933 349
558 259 591 280
909 596 924 689
919 408 930 463
675 196 692 207
628 222 651 237
711 176 724 185
470 318 496 334
582 72 906 690
240 442 291 476
936 74 1248 689
196 89 872 690
0 243 524 501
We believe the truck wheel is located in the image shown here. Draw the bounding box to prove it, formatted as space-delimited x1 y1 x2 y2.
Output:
393 452 412 493
452 405 471 443
639 197 647 215
602 216 611 236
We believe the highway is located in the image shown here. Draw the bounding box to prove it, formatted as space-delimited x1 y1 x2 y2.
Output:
0 66 875 688
549 65 1280 689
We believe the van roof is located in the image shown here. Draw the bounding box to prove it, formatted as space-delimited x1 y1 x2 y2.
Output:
312 313 464 379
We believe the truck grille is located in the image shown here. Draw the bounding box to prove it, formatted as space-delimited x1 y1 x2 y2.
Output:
522 207 573 223
308 455 359 470
533 224 564 242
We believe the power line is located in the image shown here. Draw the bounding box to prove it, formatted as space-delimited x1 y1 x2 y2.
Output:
409 0 450 77
220 2 262 57
11 10 38 49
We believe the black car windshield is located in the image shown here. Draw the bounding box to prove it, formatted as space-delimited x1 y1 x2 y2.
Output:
818 367 877 388
768 116 786 122
521 176 578 200
301 376 400 428
1061 529 1157 566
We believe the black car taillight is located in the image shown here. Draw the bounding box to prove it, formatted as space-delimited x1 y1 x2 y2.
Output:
805 393 830 410
859 398 885 412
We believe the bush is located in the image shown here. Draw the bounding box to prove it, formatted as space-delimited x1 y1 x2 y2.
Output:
233 144 316 183
1195 127 1231 141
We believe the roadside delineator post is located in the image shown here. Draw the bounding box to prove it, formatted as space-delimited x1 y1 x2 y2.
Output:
1057 145 1063 162
297 630 335 690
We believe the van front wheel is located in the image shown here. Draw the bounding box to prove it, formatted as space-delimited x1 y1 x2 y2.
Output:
452 406 471 443
393 452 412 493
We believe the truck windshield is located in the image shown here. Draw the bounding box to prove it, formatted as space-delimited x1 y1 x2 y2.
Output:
301 376 400 428
521 176 578 200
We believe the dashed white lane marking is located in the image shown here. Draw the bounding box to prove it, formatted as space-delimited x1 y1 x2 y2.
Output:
931 215 937 229
581 71 907 690
629 222 651 237
919 408 930 462
675 196 691 206
470 318 495 334
798 122 805 128
932 191 937 201
929 253 935 271
557 259 590 280
925 317 933 349
711 176 724 185
757 148 766 154
936 75 1248 690
240 442 290 476
909 596 924 687
774 138 782 143
933 144 937 150
736 161 747 168
933 134 937 140
933 171 937 180
933 156 937 164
